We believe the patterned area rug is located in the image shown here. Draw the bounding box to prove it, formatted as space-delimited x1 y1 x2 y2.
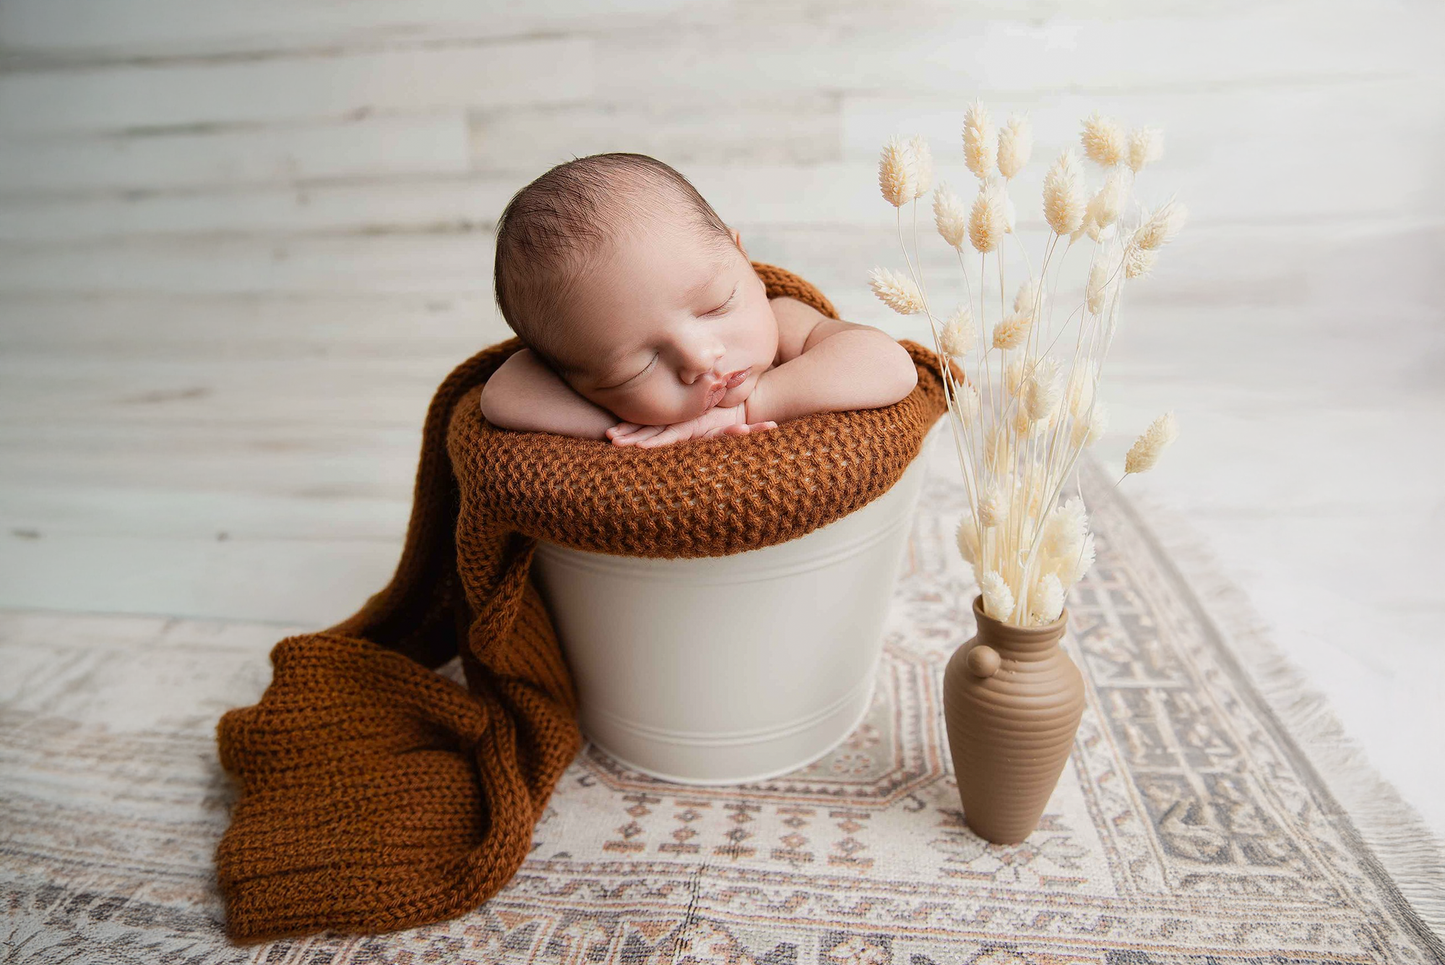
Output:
2 434 1442 964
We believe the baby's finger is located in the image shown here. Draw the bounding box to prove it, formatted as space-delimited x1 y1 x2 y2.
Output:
612 426 662 445
747 421 778 432
637 428 682 448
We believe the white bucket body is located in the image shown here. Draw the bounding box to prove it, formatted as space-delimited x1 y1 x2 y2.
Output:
530 438 932 785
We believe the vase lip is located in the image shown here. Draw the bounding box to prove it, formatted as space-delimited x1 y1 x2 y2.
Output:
970 593 1068 637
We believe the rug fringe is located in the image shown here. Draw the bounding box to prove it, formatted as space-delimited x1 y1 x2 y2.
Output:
1119 485 1445 943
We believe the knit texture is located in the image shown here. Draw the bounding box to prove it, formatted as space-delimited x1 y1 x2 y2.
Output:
213 262 951 942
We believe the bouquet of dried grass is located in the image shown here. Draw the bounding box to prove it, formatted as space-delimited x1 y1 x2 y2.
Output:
870 103 1185 627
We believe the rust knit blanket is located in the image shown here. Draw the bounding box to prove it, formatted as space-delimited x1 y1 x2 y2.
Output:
213 262 952 942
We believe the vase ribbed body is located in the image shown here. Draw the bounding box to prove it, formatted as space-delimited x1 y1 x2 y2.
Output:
942 595 1085 844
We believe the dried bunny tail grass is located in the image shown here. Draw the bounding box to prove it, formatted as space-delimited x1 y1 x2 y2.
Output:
1004 357 1027 396
1071 401 1108 449
1086 216 1118 244
1133 199 1189 250
1127 126 1164 173
1013 278 1043 315
952 379 981 421
1024 355 1063 421
1066 361 1098 420
1087 168 1128 230
1046 395 1067 429
1086 262 1111 314
1124 410 1179 474
979 569 1016 622
908 135 934 199
968 177 1008 253
992 310 1032 350
984 425 1015 476
933 182 968 249
1029 573 1065 625
941 304 976 357
955 515 981 566
997 114 1033 179
1042 149 1086 236
977 483 1005 528
1058 530 1096 587
1123 245 1158 279
1013 405 1045 439
878 135 917 208
869 266 925 314
1041 497 1088 560
962 101 999 179
1011 404 1046 439
1081 111 1126 167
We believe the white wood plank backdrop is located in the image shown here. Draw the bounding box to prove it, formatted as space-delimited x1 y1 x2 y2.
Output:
2 0 1442 843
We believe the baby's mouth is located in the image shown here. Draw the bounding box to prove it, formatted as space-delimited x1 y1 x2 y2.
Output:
703 368 750 410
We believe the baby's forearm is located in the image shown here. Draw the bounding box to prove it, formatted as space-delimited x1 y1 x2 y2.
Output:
479 348 616 441
746 330 918 426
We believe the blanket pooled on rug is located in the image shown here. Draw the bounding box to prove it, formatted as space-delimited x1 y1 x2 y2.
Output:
213 262 951 941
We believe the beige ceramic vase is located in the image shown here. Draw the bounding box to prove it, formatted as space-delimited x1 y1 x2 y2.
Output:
942 595 1085 844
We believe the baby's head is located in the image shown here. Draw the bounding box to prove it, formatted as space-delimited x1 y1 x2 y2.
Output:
493 153 779 426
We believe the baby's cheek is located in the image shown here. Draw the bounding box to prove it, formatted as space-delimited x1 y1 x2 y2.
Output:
607 396 668 427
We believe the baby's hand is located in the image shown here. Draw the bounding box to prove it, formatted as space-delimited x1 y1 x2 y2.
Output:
607 404 778 448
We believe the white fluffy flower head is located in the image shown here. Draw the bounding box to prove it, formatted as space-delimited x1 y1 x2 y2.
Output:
997 114 1033 179
1081 111 1126 167
1042 149 1086 236
962 101 998 179
1013 278 1043 316
941 305 975 358
1059 531 1096 586
878 136 917 208
933 183 968 249
952 379 980 421
1124 411 1179 474
955 515 980 566
977 483 1005 528
968 177 1008 253
992 311 1031 351
908 135 934 199
1133 200 1188 251
1041 497 1088 560
1071 401 1108 449
1030 573 1065 626
979 570 1015 622
1024 356 1063 421
1127 127 1164 173
869 266 924 314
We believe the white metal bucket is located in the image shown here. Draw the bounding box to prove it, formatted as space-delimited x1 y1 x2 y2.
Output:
530 429 935 785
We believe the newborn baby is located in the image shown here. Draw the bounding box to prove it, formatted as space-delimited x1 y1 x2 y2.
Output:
480 152 919 447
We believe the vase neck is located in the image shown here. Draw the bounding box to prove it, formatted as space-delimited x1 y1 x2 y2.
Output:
975 630 1065 660
972 597 1066 660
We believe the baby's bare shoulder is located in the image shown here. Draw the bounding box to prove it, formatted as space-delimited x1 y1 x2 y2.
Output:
772 296 889 363
770 296 829 364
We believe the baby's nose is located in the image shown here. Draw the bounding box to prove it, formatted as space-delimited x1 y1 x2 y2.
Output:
684 348 726 382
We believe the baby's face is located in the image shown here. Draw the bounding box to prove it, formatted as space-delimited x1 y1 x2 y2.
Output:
556 216 779 427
